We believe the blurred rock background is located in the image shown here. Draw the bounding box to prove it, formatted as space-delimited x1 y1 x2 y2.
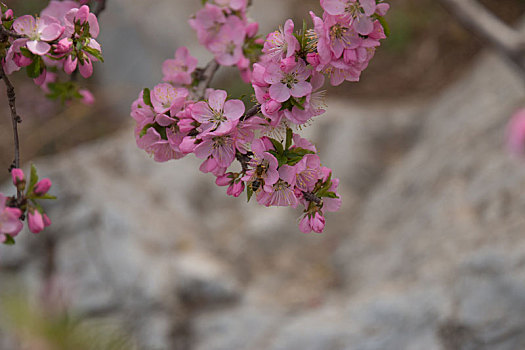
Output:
1 0 525 349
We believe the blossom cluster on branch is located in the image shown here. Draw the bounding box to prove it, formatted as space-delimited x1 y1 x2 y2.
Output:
0 0 104 245
1 0 103 103
0 165 55 245
131 0 390 233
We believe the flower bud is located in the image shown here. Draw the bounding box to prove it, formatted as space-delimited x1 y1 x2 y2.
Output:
226 181 244 197
28 210 45 234
216 174 232 187
43 214 52 227
34 178 52 195
11 168 25 189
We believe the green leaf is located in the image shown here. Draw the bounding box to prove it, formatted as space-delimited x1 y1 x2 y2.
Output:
27 164 39 194
3 234 15 246
285 128 293 150
26 58 42 79
247 185 253 202
139 123 154 138
322 191 338 199
35 194 57 200
143 88 152 107
269 138 284 155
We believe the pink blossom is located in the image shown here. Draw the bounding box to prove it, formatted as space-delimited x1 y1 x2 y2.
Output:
264 59 312 103
162 47 198 85
13 15 64 56
256 177 298 208
79 89 95 105
0 194 23 238
137 128 178 162
64 5 99 38
320 0 376 35
262 19 299 61
192 89 245 135
507 108 525 154
214 0 247 12
242 138 279 191
41 1 79 26
208 16 247 66
189 4 226 46
150 83 189 114
194 134 237 168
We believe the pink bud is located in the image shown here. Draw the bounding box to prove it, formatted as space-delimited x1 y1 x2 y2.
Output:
226 181 244 197
79 89 95 105
4 9 13 20
280 56 296 73
299 215 311 233
34 178 52 195
216 174 232 186
64 55 78 75
33 69 47 86
43 214 52 227
28 210 45 234
75 5 90 23
246 22 259 38
55 38 73 55
11 168 25 186
311 212 325 233
306 53 320 67
79 58 93 78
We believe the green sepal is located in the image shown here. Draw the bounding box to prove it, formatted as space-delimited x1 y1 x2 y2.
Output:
3 234 15 246
26 58 43 79
142 88 152 107
269 138 284 154
247 185 254 202
285 128 293 150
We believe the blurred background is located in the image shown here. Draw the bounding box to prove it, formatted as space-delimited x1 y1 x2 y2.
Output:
2 0 525 349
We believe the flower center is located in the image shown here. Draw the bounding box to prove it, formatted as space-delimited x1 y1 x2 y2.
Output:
281 72 298 88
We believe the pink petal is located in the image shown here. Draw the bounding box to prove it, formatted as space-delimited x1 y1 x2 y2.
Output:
224 100 245 120
39 22 64 41
269 83 291 102
13 15 36 36
194 139 214 159
27 40 51 55
290 81 312 98
209 90 227 112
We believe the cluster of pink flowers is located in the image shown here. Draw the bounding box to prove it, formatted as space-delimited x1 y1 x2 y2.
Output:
131 0 389 233
1 1 103 103
189 0 261 82
0 166 55 245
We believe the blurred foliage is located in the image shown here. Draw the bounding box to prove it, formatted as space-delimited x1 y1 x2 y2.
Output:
0 294 137 350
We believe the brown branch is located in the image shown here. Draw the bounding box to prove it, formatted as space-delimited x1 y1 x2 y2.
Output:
93 0 107 17
194 60 220 100
302 191 322 205
437 0 525 73
0 63 22 193
0 24 24 40
240 104 261 121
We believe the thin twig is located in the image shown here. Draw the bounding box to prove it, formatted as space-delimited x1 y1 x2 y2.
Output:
194 60 220 100
437 0 525 75
0 63 22 198
0 24 24 40
240 104 261 121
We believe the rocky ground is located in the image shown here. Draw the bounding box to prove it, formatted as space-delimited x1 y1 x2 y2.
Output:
2 45 525 349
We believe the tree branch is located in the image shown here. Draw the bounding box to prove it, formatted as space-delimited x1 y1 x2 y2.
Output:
0 23 24 40
194 60 220 100
437 0 525 73
0 62 22 199
240 104 261 121
93 0 107 17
